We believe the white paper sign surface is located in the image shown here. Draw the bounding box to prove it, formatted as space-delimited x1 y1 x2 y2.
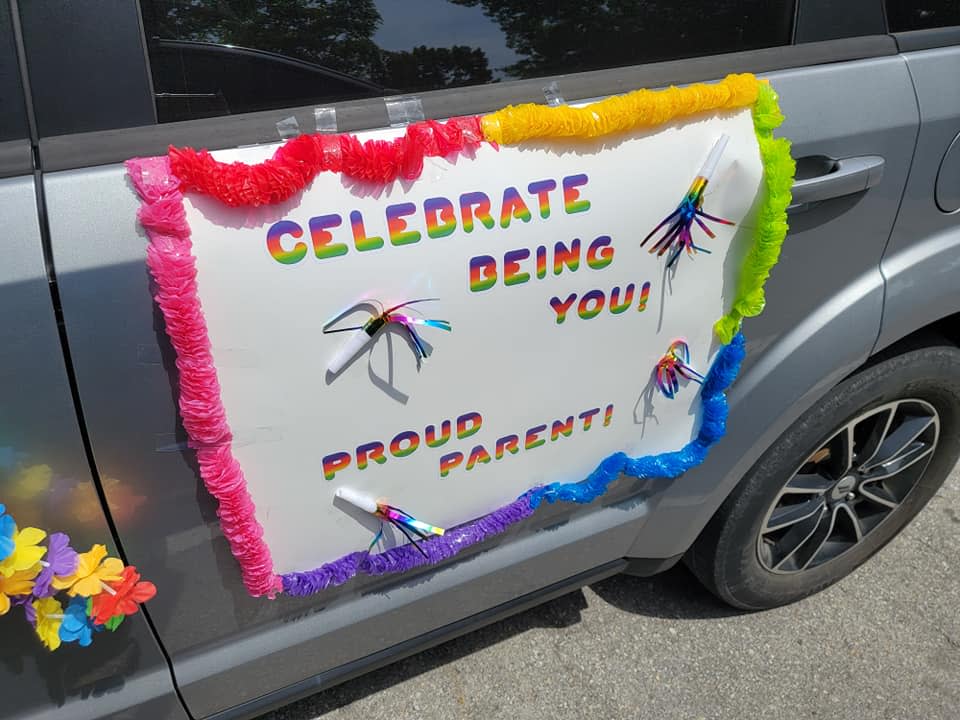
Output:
185 107 762 573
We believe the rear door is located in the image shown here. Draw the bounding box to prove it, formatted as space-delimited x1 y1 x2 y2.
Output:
0 2 185 718
20 1 919 717
876 3 960 349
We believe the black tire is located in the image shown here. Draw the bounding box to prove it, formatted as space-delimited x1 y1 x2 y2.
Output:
686 341 960 610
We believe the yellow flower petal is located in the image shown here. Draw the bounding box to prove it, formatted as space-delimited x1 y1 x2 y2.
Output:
38 625 62 651
97 557 124 583
69 573 105 597
77 544 108 576
20 562 42 582
33 597 63 651
50 574 72 590
0 527 47 576
1 567 38 595
57 545 124 596
52 543 106 591
11 545 46 573
17 527 46 546
76 543 107 577
0 567 37 613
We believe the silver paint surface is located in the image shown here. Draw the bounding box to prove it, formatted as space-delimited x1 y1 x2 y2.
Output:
0 175 186 720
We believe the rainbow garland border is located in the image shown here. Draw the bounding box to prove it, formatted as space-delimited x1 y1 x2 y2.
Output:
127 74 793 598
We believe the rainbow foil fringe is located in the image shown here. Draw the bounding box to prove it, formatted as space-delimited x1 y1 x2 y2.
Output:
655 340 705 399
128 73 793 598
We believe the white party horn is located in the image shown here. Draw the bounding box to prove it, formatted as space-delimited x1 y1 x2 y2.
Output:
697 133 730 182
335 486 379 515
327 319 383 374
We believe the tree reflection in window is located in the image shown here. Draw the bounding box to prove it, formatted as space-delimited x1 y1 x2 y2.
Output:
141 0 493 96
139 0 794 122
451 0 794 78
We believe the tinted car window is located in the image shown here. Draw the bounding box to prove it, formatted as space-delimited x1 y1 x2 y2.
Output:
139 0 796 123
0 0 28 141
886 1 960 31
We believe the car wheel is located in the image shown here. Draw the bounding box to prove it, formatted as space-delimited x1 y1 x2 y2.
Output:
686 341 960 610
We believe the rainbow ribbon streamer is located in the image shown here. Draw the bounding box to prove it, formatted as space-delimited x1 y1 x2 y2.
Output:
382 313 452 361
655 340 705 399
324 298 451 373
642 134 735 269
334 488 445 558
374 504 445 557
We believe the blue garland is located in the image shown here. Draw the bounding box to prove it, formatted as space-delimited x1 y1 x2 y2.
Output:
526 333 746 509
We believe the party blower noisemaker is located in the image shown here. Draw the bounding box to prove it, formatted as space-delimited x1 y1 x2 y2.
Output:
335 487 445 556
641 133 735 269
324 298 451 374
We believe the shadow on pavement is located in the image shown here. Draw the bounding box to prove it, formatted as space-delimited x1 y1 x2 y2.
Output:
263 565 737 718
590 564 741 620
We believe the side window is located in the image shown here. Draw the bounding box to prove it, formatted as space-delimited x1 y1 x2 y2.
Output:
139 0 796 124
886 1 960 31
0 0 28 142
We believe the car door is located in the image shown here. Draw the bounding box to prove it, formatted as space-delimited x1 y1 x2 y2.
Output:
876 5 960 349
0 2 186 719
16 1 923 718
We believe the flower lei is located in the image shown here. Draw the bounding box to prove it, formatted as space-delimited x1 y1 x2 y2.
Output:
0 502 156 651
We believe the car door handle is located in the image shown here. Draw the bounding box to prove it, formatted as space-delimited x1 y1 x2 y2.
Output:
790 155 885 207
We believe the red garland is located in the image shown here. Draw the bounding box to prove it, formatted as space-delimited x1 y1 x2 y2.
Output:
169 116 488 208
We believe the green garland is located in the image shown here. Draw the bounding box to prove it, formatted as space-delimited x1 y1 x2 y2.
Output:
714 82 795 344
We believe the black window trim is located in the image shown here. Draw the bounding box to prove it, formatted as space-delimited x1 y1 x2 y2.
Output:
0 139 31 178
893 26 960 52
37 34 897 174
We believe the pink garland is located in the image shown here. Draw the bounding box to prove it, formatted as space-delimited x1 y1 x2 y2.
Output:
126 157 282 598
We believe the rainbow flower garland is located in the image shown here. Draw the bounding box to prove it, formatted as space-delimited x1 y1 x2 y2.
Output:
0 503 156 650
128 73 794 598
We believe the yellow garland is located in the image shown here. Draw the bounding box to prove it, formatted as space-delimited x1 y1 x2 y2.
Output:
481 73 759 145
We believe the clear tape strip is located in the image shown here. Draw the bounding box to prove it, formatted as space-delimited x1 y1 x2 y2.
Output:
155 426 282 453
276 115 300 139
314 106 338 133
543 81 565 107
384 96 425 128
140 345 259 368
209 348 260 368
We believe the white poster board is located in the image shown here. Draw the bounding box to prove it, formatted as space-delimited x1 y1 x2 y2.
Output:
184 108 761 574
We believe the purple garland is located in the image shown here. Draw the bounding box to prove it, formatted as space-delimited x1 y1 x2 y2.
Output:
281 495 535 596
281 334 746 597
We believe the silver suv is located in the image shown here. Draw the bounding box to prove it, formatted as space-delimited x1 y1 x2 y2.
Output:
2 1 960 718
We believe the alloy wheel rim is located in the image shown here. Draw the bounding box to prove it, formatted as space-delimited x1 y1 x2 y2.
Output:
757 399 940 574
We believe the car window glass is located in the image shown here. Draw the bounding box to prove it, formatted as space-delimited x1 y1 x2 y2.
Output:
0 0 28 141
886 1 960 31
139 0 796 123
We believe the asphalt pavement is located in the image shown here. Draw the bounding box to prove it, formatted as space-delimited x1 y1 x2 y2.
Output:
262 463 960 720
